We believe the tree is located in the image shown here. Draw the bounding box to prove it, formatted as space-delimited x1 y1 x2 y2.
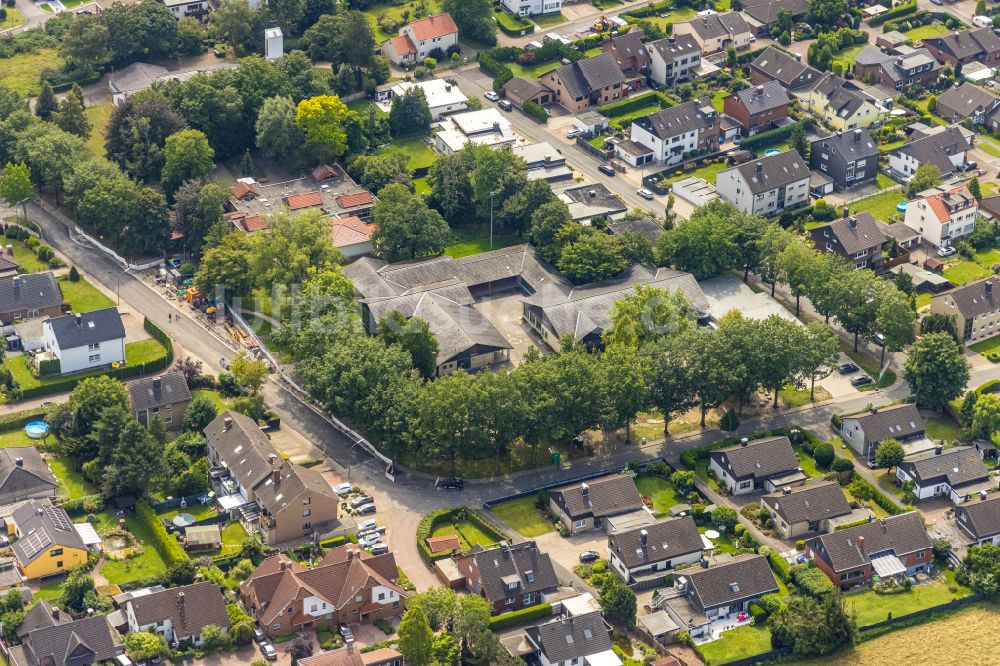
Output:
598 345 648 441
124 632 169 661
970 393 1000 440
442 0 496 45
530 200 573 262
68 375 130 439
961 390 979 426
777 240 816 316
0 161 34 218
398 606 434 666
606 284 692 348
230 351 269 395
813 441 835 468
557 231 627 284
657 199 740 278
834 268 882 351
161 129 215 196
800 322 839 401
200 624 233 653
172 180 228 257
599 576 637 629
791 123 809 160
907 163 942 197
726 45 737 68
35 81 57 121
296 95 353 163
378 311 439 379
196 231 255 299
183 396 217 438
770 593 856 657
52 94 90 138
758 225 794 297
875 284 916 364
875 438 905 470
807 250 848 323
284 635 314 661
103 419 161 498
177 16 207 55
255 96 305 165
412 371 485 476
101 0 179 65
958 542 1000 598
618 230 656 265
210 0 256 53
371 183 451 262
711 505 739 533
755 314 808 408
976 0 987 17
250 209 338 287
389 86 433 138
61 566 96 608
349 152 411 194
920 312 961 345
904 332 970 410
60 15 112 71
672 470 696 494
404 588 458 632
104 92 187 182
969 176 983 200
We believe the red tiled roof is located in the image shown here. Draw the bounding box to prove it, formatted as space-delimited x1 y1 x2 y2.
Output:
312 164 340 182
233 181 260 199
409 12 458 41
284 191 324 210
426 535 461 553
922 183 974 224
336 191 375 209
331 216 374 247
240 216 267 233
389 34 416 56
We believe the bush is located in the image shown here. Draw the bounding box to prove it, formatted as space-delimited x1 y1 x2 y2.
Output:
739 119 814 152
523 100 548 122
488 603 552 630
680 449 698 470
135 499 188 567
767 548 792 582
599 91 673 118
792 565 837 597
748 602 766 621
831 458 855 474
795 539 805 551
813 442 835 468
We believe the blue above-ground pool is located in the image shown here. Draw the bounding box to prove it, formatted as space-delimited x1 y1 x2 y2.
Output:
897 202 908 212
764 149 782 156
25 422 49 439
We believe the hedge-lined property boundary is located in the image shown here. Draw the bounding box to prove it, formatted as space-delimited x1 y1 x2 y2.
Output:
523 100 548 122
489 603 553 630
0 407 45 431
737 119 814 152
136 499 189 567
598 91 674 118
416 507 508 565
869 0 917 26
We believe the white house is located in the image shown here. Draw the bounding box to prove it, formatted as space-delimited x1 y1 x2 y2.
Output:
374 79 468 120
955 494 1000 547
434 109 516 153
896 447 991 504
839 404 931 464
125 582 230 647
382 13 459 66
500 0 562 18
163 0 210 22
904 182 978 249
621 100 719 167
607 517 704 584
708 436 805 495
715 151 811 216
645 35 702 86
523 611 621 666
888 125 972 182
40 308 125 375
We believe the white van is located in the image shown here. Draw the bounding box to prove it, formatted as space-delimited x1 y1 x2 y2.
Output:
973 15 993 28
115 656 134 666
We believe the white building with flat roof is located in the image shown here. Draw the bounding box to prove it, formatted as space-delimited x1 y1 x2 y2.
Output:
375 79 468 120
434 109 517 153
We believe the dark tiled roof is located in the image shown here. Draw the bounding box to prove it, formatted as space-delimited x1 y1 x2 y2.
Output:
750 47 821 89
253 459 337 516
0 272 62 316
127 371 192 412
553 53 628 99
926 27 1000 60
761 481 852 526
0 446 57 499
526 611 612 663
812 212 887 256
740 0 808 24
937 82 1000 120
844 404 924 445
679 554 779 611
608 218 664 243
128 581 230 640
22 614 123 665
854 45 892 67
897 447 989 488
503 76 551 101
46 307 124 349
608 517 704 569
812 128 879 165
16 600 70 641
11 500 86 567
727 151 809 195
731 80 789 115
891 126 970 176
608 29 649 70
632 100 716 140
709 436 800 481
647 35 700 61
204 410 276 492
935 277 1000 319
550 474 643 520
684 12 751 40
456 541 559 601
807 512 931 573
955 494 1000 541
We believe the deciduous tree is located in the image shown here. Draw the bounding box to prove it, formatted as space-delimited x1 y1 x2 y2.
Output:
296 94 353 162
371 183 451 262
161 129 215 196
0 161 34 218
398 606 434 666
657 199 740 279
903 332 970 409
255 95 305 166
875 438 905 470
378 311 439 379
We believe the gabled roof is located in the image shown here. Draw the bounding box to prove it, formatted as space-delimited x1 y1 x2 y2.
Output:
607 29 649 70
936 82 1000 120
336 191 376 209
913 183 976 224
330 216 374 249
925 27 1000 60
811 74 870 118
550 474 643 520
526 611 613 664
955 494 1000 541
731 80 790 115
844 404 924 445
17 600 70 641
300 646 406 666
811 212 887 256
407 12 458 41
0 272 63 316
709 436 800 481
761 481 852 526
891 125 970 175
109 62 169 95
750 47 821 90
807 512 931 572
21 614 122 665
0 447 57 499
812 128 879 165
284 191 323 211
897 447 989 488
632 100 716 140
679 554 779 610
11 500 87 567
608 517 704 569
503 76 551 101
127 581 230 640
204 410 277 492
552 53 628 99
127 371 192 412
739 0 808 25
646 35 700 61
683 12 751 40
722 151 809 195
935 277 1000 319
45 307 125 350
253 459 337 516
854 45 892 67
454 541 559 602
387 34 416 56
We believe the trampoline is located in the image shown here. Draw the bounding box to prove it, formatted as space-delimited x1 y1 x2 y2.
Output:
172 513 196 527
25 422 49 439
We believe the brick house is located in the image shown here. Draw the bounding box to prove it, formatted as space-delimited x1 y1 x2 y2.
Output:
0 273 63 325
453 541 558 614
542 53 629 113
722 81 789 136
809 212 888 270
922 27 1000 67
126 371 192 431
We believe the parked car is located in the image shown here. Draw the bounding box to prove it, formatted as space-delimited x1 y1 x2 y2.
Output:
498 100 513 111
567 128 581 138
351 495 374 509
357 519 377 532
851 375 873 387
484 91 499 102
253 628 266 644
598 164 616 176
437 477 464 489
360 532 382 547
369 543 390 555
637 188 654 200
838 363 859 375
938 245 957 257
339 625 355 643
579 551 600 563
260 643 278 661
333 482 352 495
356 503 377 515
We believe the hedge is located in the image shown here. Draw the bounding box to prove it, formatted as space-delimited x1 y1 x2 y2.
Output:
489 603 552 630
495 12 535 36
416 508 456 565
463 507 507 543
849 474 904 516
736 45 772 65
869 0 917 26
767 548 791 583
523 100 548 122
598 91 674 118
835 516 873 531
61 494 105 517
738 118 814 152
883 9 932 33
0 407 45 431
38 358 60 377
136 499 189 567
479 52 513 94
680 426 802 469
621 0 671 19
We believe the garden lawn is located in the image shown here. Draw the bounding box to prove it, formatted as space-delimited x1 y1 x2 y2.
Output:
634 475 684 515
779 384 830 407
6 339 168 393
444 228 522 258
35 579 63 602
943 260 991 286
490 496 555 537
158 505 219 524
970 335 1000 358
710 90 727 113
846 570 972 627
58 275 115 312
127 339 168 366
696 623 772 666
601 93 671 128
593 0 622 8
508 58 565 78
201 521 248 557
924 415 961 444
0 429 42 447
83 104 113 159
362 0 443 42
413 177 431 196
9 240 50 273
634 6 696 29
192 389 232 413
904 23 951 41
532 12 567 27
834 43 867 67
660 160 728 187
973 247 1000 267
0 49 62 95
977 134 1000 158
915 292 931 309
49 456 97 500
794 447 825 478
699 525 736 553
376 138 437 172
0 8 26 30
496 11 533 34
848 190 906 223
876 173 897 189
100 513 171 585
430 519 499 550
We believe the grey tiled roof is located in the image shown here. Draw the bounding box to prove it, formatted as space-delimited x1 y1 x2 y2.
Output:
608 218 664 243
955 494 1000 541
750 47 821 89
937 82 1000 120
0 272 62 316
679 554 779 611
128 581 230 640
761 481 852 526
853 45 892 67
127 371 192 412
891 125 970 176
608 517 704 569
806 512 931 573
46 307 124 349
647 35 700 61
526 611 612 663
632 100 716 140
740 0 808 25
812 128 879 165
21 614 123 665
724 151 809 195
732 80 789 115
897 447 989 489
0 447 57 499
812 212 887 256
551 474 643 520
204 410 276 492
925 27 1000 60
844 404 924 446
458 541 559 601
684 12 751 40
553 53 628 99
16 600 70 641
936 277 1000 318
11 500 87 567
253 459 337 516
709 436 800 481
503 76 551 101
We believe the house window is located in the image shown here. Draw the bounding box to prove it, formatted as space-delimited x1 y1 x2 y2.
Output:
303 509 311 517
303 522 312 530
88 343 100 351
28 309 38 319
574 519 587 528
50 548 63 557
164 416 172 424
56 561 63 568
506 597 515 605
303 498 311 505
379 592 386 601
738 480 751 489
916 550 926 559
89 354 101 362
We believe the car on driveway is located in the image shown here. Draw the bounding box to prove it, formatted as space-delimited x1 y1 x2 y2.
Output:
579 551 600 563
484 91 499 102
339 625 355 643
360 532 382 547
253 628 266 644
938 245 957 257
357 519 377 532
567 128 581 138
637 188 654 200
355 503 377 515
838 363 859 375
498 100 513 111
333 482 352 495
851 375 873 388
259 643 278 661
351 495 374 509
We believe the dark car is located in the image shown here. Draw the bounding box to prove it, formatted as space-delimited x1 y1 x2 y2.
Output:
253 628 266 644
579 551 600 563
498 100 513 111
355 503 377 515
260 643 278 661
598 164 616 177
339 625 355 643
350 495 374 509
438 477 464 490
851 375 873 387
838 363 859 375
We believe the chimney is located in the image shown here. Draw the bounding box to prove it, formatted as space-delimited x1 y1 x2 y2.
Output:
640 529 648 547
153 376 162 390
756 85 764 96
589 189 596 197
879 518 887 528
11 276 19 297
740 437 749 447
755 161 763 174
870 407 878 415
700 558 709 568
14 457 22 467
987 281 993 294
848 217 857 229
981 489 988 501
51 607 59 620
935 446 943 455
857 535 865 553
854 128 862 142
75 313 82 327
783 486 791 495
493 121 500 131
445 83 451 91
843 207 849 219
223 416 233 431
581 482 589 496
279 560 287 571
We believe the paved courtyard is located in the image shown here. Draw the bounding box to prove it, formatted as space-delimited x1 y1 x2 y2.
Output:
474 291 546 363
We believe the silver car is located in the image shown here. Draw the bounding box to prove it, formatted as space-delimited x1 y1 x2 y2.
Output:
637 188 654 200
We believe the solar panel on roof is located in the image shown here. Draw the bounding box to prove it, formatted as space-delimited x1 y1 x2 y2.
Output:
45 506 72 532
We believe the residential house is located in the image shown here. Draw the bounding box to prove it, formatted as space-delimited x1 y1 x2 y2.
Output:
853 45 941 92
805 512 933 589
809 212 888 270
205 411 339 545
801 75 881 130
520 611 620 666
602 29 650 75
381 13 458 66
501 0 561 18
125 581 230 646
931 277 1000 343
903 182 978 249
454 541 559 613
0 447 57 505
553 182 629 222
673 12 753 55
839 404 928 463
607 517 704 584
749 46 822 91
876 31 909 51
331 216 375 259
932 81 1000 124
39 308 126 375
723 81 789 136
739 0 808 36
708 436 804 495
502 77 555 110
548 475 645 535
810 128 879 191
8 613 124 666
922 27 1000 67
9 500 88 579
715 151 811 216
896 447 991 503
163 0 210 22
300 646 405 666
241 545 406 637
126 371 192 431
374 79 468 120
514 142 574 184
954 493 1000 547
620 100 719 167
0 246 18 279
434 108 516 153
888 125 972 182
0 273 63 325
760 481 853 539
15 601 71 644
542 53 629 113
645 35 702 86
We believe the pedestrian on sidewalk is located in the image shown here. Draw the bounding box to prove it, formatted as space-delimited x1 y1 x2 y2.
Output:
168 313 172 323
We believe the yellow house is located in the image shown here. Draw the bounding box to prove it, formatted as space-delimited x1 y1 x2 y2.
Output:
799 75 881 131
10 500 88 580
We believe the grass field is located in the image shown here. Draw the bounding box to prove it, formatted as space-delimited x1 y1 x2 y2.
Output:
659 160 729 188
834 42 868 67
0 8 25 30
192 389 232 413
413 176 431 196
904 23 952 42
943 259 991 286
632 6 696 29
58 275 115 312
849 190 907 223
0 49 62 95
376 137 437 172
0 429 41 447
430 519 500 550
977 134 1000 158
490 496 555 537
532 11 567 27
83 104 113 159
7 339 167 393
876 173 897 189
634 475 685 515
100 512 170 585
924 414 961 443
9 240 50 273
846 570 972 627
601 91 673 128
508 47 601 78
444 227 522 258
49 456 96 500
495 10 533 34
696 624 772 666
915 292 931 309
362 0 443 42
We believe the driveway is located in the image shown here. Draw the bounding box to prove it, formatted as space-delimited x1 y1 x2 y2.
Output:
533 529 607 577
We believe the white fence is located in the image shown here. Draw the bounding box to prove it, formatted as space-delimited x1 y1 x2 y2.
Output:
73 226 164 271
